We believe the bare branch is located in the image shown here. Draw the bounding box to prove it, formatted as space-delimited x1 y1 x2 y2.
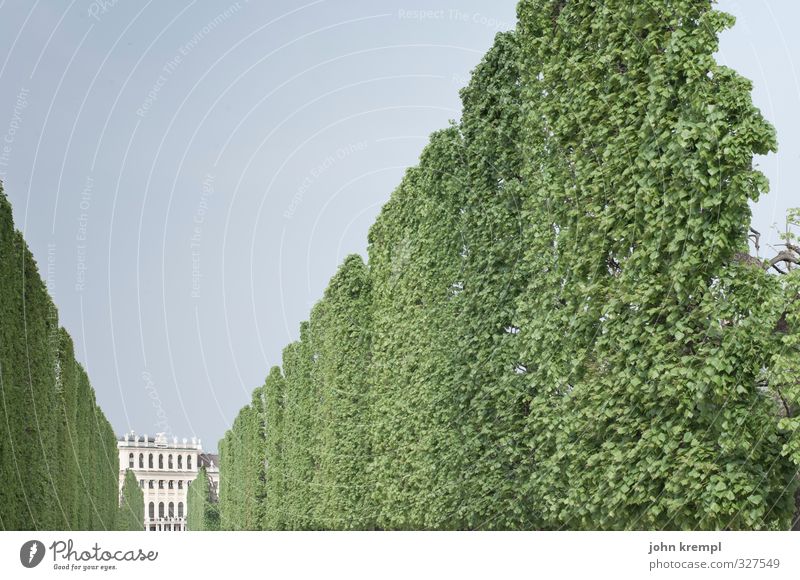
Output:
767 250 800 271
773 264 789 275
749 227 761 254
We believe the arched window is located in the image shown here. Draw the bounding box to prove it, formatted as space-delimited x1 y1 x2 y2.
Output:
178 502 184 518
148 480 154 489
187 455 192 470
128 453 134 468
148 454 153 469
148 502 154 519
139 480 145 489
168 480 174 489
158 480 164 489
177 455 183 470
177 480 183 489
158 502 164 518
168 454 173 469
168 502 174 518
139 453 144 468
158 454 163 469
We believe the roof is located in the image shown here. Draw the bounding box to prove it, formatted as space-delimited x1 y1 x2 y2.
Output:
199 453 219 469
117 432 203 451
119 435 156 443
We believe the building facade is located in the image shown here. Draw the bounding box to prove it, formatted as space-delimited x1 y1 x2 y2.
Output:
117 431 219 531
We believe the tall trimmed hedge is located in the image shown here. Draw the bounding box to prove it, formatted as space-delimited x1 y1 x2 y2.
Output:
367 128 466 529
218 0 800 530
117 469 144 531
218 387 266 530
455 31 533 530
512 0 790 530
0 183 121 530
278 326 316 529
187 466 219 531
308 255 373 529
262 366 286 530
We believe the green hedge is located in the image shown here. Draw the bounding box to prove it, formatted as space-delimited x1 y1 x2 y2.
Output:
187 466 219 531
0 183 122 530
217 0 799 530
117 469 144 531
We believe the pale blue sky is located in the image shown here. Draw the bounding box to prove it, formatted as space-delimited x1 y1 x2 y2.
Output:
0 1 796 451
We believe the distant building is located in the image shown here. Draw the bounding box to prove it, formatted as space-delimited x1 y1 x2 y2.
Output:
117 431 219 531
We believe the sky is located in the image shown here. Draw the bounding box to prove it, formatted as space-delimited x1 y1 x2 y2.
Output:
0 0 796 452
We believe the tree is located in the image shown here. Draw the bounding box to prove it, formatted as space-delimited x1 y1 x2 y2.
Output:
117 469 144 531
743 211 800 527
262 366 286 529
513 0 793 529
214 1 799 531
218 389 266 530
0 200 60 529
455 31 534 530
366 127 467 529
280 326 316 529
0 182 121 531
308 255 373 529
187 466 219 531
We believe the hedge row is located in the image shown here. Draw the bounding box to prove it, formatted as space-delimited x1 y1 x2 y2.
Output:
217 0 799 530
0 184 140 530
187 466 219 531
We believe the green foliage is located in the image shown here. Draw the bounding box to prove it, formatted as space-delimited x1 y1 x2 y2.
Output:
367 128 466 529
769 213 800 512
262 367 286 529
216 2 799 530
0 182 121 530
117 469 144 530
278 326 316 529
455 31 534 529
513 0 790 529
308 255 373 529
187 466 219 531
218 388 266 530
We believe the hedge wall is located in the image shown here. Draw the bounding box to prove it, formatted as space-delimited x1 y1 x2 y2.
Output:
217 0 799 530
0 183 122 530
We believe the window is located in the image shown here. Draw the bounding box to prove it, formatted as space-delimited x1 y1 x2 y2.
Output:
139 453 144 469
148 480 154 489
158 502 164 518
168 502 174 518
178 480 183 490
177 455 183 470
168 480 174 489
128 453 134 468
158 480 164 489
148 454 153 469
148 502 154 519
158 454 164 469
168 454 173 469
178 502 184 518
139 480 145 489
187 455 192 470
